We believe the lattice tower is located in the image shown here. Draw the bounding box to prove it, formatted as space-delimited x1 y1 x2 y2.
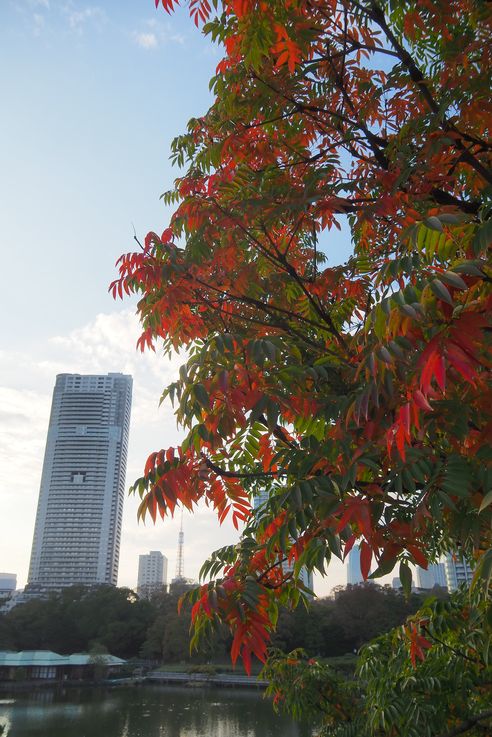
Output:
174 509 185 581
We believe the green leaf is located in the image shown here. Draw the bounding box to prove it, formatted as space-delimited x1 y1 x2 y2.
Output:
479 490 492 513
424 216 443 232
399 561 413 597
453 260 485 277
369 557 397 578
437 213 468 225
430 279 453 306
193 383 210 409
439 271 467 290
471 549 492 591
377 346 393 364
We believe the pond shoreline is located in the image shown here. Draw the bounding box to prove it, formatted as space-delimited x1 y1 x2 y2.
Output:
0 671 268 693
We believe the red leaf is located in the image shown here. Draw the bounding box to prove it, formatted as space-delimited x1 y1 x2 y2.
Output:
413 389 433 412
144 451 158 477
242 646 252 675
395 423 406 462
420 348 439 394
400 403 411 437
161 228 173 243
360 541 372 580
447 343 477 385
408 545 428 569
343 534 357 560
435 354 446 391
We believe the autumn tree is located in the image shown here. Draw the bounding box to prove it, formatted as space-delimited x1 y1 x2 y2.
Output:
112 0 491 733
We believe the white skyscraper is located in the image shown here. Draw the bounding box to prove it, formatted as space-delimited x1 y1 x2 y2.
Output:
137 551 168 598
347 545 363 585
28 373 132 591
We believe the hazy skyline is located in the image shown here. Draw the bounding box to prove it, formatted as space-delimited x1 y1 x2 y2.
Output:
1 0 355 596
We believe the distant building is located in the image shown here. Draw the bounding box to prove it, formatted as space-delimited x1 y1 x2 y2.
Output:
0 651 125 682
416 562 447 590
0 573 16 597
444 554 473 592
293 564 314 594
137 551 167 598
169 579 195 595
347 545 363 585
28 373 132 591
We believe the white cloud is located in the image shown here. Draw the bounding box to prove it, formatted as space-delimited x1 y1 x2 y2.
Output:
134 31 158 50
131 18 186 50
12 0 108 37
64 5 106 33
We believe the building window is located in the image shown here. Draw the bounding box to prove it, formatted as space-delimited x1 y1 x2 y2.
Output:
31 666 57 679
71 472 86 483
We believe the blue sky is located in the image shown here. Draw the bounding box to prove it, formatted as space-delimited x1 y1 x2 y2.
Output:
0 0 353 594
1 0 218 346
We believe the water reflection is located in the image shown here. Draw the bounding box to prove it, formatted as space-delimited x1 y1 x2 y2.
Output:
0 685 312 737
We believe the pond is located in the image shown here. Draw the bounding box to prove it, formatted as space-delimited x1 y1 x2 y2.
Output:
0 685 314 737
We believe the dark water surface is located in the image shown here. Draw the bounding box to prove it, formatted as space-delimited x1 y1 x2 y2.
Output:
0 685 313 737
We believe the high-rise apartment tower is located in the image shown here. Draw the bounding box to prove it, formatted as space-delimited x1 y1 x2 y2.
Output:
28 373 132 590
347 545 363 585
444 553 473 592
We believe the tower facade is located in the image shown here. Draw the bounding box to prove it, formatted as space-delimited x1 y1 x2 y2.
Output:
137 551 167 598
444 553 473 592
28 373 132 590
347 545 363 585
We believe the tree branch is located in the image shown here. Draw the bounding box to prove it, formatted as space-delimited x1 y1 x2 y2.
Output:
202 455 280 479
436 709 492 737
369 1 492 186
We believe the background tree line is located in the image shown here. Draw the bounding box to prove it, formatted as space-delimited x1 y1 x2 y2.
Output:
0 583 433 663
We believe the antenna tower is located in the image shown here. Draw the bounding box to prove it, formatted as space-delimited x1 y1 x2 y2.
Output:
174 509 185 581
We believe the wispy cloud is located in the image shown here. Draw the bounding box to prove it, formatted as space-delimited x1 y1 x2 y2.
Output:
133 31 158 50
62 3 106 34
131 18 186 50
32 12 46 35
9 2 186 50
11 0 107 37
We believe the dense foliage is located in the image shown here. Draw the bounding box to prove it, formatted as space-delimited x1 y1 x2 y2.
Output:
0 587 154 659
111 0 491 733
265 586 492 737
0 584 420 663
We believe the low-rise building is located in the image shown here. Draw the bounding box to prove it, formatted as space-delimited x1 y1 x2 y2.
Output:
0 651 125 682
